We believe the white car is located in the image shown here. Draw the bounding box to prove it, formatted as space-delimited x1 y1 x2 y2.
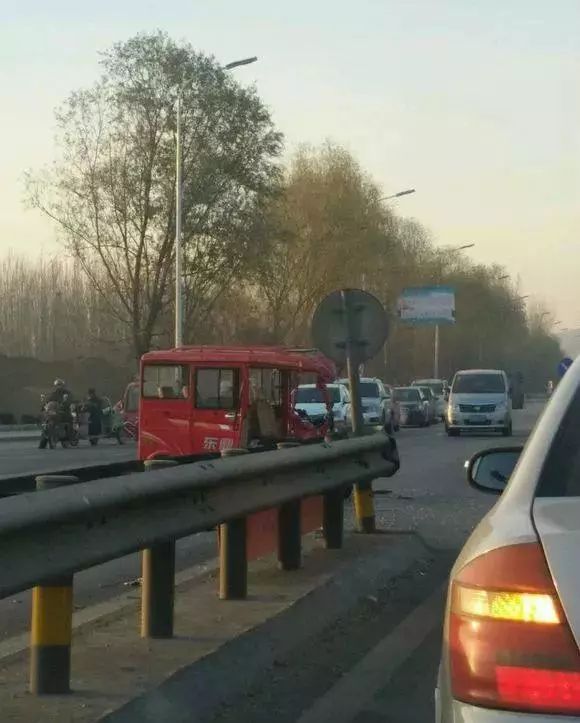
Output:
293 383 352 434
411 378 446 420
437 358 580 722
338 377 396 430
446 369 512 437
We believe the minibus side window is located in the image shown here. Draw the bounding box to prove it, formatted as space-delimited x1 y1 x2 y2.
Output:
143 365 189 399
195 368 237 409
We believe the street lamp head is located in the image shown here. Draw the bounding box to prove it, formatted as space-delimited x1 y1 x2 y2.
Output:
380 189 416 202
224 56 258 70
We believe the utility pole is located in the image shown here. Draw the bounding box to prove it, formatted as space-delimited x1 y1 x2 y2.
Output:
434 324 439 378
174 92 183 348
173 56 258 348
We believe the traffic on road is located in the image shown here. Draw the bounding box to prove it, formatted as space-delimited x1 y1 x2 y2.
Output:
0 348 559 723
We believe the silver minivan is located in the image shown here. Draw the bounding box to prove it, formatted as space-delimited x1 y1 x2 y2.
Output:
446 368 512 437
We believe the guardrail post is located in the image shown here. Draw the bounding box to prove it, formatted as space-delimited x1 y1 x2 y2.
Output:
30 475 78 695
219 449 249 600
141 459 178 638
354 480 376 533
278 499 301 570
276 442 301 571
323 486 344 549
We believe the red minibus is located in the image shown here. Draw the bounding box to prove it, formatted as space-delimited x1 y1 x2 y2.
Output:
138 346 337 560
138 345 335 460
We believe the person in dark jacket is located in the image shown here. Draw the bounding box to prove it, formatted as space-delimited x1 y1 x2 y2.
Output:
47 379 74 439
85 388 103 440
48 378 72 404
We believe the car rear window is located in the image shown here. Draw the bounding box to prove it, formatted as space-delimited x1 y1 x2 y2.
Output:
295 387 341 404
536 387 580 497
359 382 380 397
393 388 420 402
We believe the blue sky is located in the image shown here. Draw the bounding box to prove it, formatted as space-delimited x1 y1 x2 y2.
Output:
1 0 578 324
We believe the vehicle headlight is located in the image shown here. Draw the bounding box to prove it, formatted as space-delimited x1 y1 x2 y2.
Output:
450 404 460 413
496 402 507 412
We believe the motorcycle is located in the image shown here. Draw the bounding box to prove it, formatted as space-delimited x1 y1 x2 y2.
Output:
39 397 78 449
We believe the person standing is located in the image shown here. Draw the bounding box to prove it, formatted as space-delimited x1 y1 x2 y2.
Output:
85 388 103 441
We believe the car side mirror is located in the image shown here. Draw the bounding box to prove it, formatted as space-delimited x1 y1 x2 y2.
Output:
466 446 523 494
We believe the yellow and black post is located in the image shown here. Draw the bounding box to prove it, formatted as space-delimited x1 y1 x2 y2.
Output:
276 442 301 571
219 448 249 600
353 480 376 533
141 459 178 638
30 474 78 695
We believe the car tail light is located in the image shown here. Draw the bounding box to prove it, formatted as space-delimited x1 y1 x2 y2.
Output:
450 542 580 714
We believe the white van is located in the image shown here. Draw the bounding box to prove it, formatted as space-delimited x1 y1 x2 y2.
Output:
445 369 512 437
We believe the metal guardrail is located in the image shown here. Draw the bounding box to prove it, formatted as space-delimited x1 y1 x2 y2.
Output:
0 452 222 497
0 434 394 597
0 433 398 695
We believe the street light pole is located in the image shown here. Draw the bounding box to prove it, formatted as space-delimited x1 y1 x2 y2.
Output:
379 188 416 375
174 55 258 348
433 242 475 378
175 92 184 347
434 324 440 379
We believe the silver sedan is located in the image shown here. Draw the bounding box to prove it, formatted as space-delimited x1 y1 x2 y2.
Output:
436 359 580 721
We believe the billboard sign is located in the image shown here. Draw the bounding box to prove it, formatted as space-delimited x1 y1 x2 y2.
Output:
397 286 456 325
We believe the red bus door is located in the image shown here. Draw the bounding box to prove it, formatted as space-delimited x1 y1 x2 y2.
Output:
191 366 241 454
139 363 192 458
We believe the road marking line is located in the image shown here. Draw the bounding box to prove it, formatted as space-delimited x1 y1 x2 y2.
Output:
297 583 446 723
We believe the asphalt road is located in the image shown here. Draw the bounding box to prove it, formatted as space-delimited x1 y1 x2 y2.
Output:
0 437 136 479
204 402 543 723
0 403 542 722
